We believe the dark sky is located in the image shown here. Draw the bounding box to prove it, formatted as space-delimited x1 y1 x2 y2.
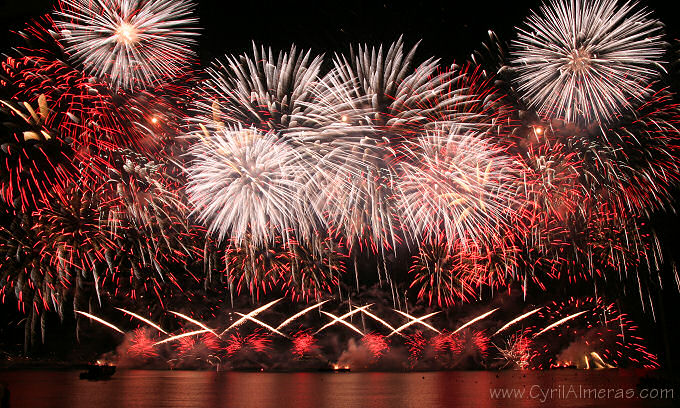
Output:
2 0 679 64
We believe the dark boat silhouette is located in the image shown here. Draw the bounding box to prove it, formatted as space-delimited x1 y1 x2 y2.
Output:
79 364 116 380
318 364 351 372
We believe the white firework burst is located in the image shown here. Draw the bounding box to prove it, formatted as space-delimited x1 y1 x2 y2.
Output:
396 126 519 249
186 126 317 247
297 38 468 250
54 0 199 90
511 0 665 123
302 37 464 136
195 44 324 134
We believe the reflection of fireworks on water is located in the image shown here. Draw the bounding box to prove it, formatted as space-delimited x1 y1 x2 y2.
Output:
361 333 390 359
532 297 659 369
291 330 317 358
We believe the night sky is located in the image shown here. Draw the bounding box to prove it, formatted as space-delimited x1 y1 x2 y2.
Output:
2 0 680 369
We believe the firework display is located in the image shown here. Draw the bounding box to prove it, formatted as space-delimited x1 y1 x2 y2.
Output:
72 297 656 370
53 0 198 90
0 0 679 373
510 0 665 124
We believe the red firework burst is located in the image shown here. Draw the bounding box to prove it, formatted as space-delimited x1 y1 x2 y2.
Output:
128 328 159 359
405 331 427 364
225 330 272 357
361 333 390 359
532 297 659 369
291 330 317 358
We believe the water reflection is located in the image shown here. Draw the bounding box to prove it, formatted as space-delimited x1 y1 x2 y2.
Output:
0 369 673 408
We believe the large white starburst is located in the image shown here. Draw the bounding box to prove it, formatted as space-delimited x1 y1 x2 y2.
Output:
511 0 665 123
186 126 317 247
54 0 199 90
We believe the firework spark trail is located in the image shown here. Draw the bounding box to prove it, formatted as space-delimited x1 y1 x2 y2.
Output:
233 312 289 338
116 308 167 334
276 300 329 330
153 329 210 346
169 311 217 336
511 0 665 123
54 0 199 90
389 311 440 337
360 309 399 334
453 308 498 334
75 311 124 334
534 310 588 337
315 305 372 335
221 298 282 336
318 311 364 336
493 308 542 336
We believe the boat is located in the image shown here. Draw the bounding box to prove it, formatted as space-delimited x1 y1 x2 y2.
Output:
318 364 351 372
79 364 116 380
